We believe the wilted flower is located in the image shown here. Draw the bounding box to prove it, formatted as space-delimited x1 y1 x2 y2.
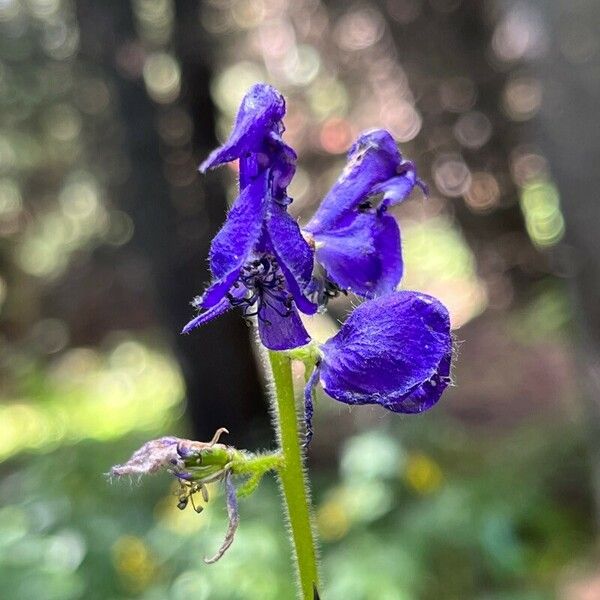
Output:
110 428 242 563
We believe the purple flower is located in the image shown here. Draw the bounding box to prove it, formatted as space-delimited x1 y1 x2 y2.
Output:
184 85 430 353
183 84 317 350
303 129 425 298
182 236 313 351
307 291 452 415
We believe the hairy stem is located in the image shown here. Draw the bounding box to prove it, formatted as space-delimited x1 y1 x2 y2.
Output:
267 350 319 599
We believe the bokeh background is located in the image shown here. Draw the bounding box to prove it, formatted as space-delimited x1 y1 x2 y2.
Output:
1 0 600 598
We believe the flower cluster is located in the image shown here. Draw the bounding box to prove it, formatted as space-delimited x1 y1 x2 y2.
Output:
112 84 454 568
184 83 453 429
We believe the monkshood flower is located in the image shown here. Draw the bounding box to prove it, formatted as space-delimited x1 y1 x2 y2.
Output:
110 83 456 596
303 291 452 443
303 129 426 299
183 84 317 350
199 83 291 195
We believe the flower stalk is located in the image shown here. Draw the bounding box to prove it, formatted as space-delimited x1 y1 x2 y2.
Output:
110 84 454 598
267 349 319 600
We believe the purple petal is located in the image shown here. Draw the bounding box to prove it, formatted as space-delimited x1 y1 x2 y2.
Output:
311 211 402 297
258 300 311 351
266 203 317 314
210 173 268 280
110 437 180 477
384 351 452 413
372 170 417 209
198 269 240 309
319 291 452 411
181 294 234 334
200 84 286 172
269 138 297 202
374 214 404 293
305 129 402 234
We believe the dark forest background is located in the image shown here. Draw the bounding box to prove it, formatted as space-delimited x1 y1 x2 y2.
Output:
1 1 599 598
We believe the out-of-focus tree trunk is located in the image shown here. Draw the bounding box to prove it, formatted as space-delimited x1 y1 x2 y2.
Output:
75 0 266 446
536 0 600 525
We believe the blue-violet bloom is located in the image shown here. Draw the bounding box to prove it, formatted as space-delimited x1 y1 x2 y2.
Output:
303 129 425 298
183 84 317 350
305 291 452 423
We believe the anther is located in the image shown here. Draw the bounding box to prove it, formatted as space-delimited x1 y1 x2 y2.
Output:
190 494 204 514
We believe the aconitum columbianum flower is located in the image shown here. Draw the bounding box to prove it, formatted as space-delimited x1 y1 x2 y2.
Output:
183 83 452 427
302 291 452 443
182 84 317 350
182 85 427 349
303 129 426 299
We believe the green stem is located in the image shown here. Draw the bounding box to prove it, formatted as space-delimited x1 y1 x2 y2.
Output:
267 350 319 600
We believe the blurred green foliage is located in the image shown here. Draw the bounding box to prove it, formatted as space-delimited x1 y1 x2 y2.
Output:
0 338 183 460
0 403 593 599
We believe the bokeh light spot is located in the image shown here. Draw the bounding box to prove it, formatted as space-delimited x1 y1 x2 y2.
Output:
433 154 471 197
503 76 543 121
520 180 565 248
319 117 352 154
464 172 500 213
335 7 385 51
383 100 422 142
454 111 492 149
404 453 443 494
143 52 181 104
283 44 321 86
0 178 22 218
439 77 477 113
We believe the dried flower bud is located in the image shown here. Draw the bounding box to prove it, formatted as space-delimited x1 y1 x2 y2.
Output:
109 428 279 564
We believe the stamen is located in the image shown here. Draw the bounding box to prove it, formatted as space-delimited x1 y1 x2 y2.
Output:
199 482 209 503
229 254 295 325
190 493 204 514
176 480 210 514
323 280 347 300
